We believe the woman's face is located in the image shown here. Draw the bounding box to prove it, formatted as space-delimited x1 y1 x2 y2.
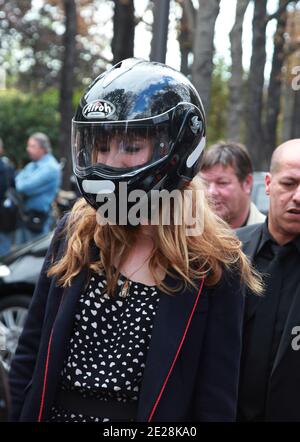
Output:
93 131 153 169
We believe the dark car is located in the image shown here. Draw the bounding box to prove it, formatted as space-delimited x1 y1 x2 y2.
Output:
0 233 52 370
252 171 269 215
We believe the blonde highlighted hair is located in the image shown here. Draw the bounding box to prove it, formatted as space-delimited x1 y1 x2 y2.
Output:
48 177 263 296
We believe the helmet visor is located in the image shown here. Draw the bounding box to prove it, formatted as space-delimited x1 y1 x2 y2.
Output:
72 119 172 177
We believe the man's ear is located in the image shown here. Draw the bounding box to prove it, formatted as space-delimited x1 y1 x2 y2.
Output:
243 174 253 195
265 173 271 196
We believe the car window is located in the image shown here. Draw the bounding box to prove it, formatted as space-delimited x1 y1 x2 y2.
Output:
254 184 269 214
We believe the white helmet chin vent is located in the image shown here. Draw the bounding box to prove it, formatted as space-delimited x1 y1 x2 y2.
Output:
186 137 206 168
82 180 115 194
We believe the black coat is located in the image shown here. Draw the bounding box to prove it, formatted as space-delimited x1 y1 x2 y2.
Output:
237 223 300 421
9 216 244 422
0 158 15 201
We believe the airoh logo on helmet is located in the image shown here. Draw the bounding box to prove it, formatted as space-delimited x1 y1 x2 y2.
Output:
82 99 116 119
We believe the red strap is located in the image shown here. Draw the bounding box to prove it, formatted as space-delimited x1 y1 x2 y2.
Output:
148 277 205 422
38 327 54 422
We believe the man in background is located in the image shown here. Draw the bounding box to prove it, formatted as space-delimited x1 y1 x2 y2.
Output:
237 139 300 421
15 132 61 244
199 141 265 228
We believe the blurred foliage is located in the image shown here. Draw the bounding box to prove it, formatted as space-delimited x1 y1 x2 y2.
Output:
0 58 231 169
0 88 82 168
206 57 230 146
0 0 110 92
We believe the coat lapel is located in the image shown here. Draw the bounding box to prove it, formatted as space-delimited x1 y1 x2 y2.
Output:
239 225 264 322
136 276 203 421
239 224 263 261
39 268 89 419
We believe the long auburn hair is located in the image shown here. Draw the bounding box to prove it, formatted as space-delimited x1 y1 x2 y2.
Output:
48 177 262 296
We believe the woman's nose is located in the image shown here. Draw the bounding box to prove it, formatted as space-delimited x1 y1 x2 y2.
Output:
103 143 125 168
104 151 118 166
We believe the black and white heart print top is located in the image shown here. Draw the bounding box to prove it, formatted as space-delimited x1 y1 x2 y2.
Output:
49 272 161 422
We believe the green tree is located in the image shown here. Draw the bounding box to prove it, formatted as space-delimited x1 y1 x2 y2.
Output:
206 58 230 146
0 89 60 167
0 0 110 92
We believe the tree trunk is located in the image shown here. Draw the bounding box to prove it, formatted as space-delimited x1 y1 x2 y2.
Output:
112 0 135 65
281 81 294 141
245 0 268 169
291 89 300 137
150 0 171 63
59 0 77 190
192 0 221 114
178 0 195 76
226 0 250 141
264 0 289 158
281 5 300 141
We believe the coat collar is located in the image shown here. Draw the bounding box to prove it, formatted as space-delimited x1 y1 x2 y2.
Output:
39 269 89 420
239 223 264 260
239 224 264 322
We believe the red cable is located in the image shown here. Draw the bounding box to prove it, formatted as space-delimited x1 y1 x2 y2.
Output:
38 327 54 422
147 277 205 422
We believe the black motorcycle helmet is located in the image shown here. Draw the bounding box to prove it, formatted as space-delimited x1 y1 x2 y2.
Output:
72 58 206 215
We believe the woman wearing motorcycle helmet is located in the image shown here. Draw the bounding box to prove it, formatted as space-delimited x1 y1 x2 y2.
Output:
9 59 262 422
